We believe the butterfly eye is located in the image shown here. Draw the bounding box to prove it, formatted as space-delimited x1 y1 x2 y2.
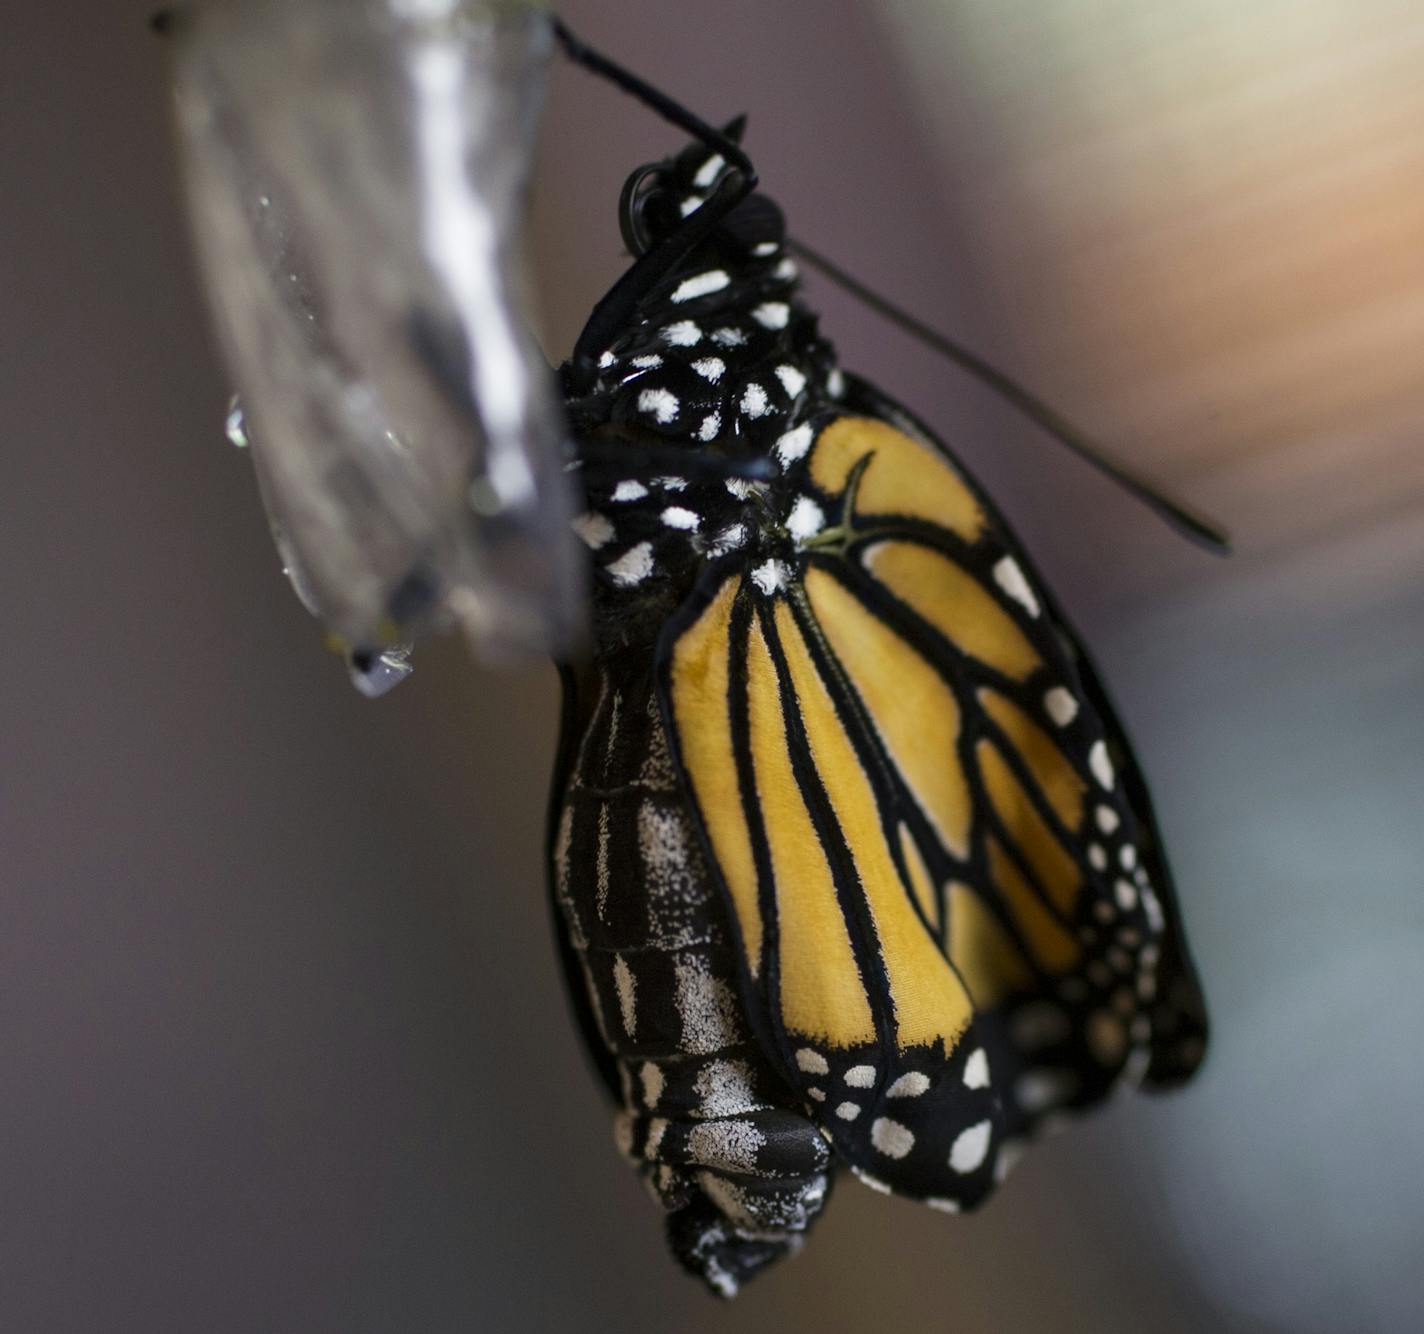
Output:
618 162 678 256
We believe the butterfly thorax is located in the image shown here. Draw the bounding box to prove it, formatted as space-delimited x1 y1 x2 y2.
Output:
562 142 848 655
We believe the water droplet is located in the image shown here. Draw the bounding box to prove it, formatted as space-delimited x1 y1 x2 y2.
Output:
346 644 414 698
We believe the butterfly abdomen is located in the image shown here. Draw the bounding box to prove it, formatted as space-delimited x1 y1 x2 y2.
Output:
551 665 832 1297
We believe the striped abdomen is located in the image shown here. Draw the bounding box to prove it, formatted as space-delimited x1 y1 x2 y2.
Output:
551 665 830 1296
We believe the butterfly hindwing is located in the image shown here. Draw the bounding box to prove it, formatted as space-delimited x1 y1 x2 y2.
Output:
835 373 1208 1098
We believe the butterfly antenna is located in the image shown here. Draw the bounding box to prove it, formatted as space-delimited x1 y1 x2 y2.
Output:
787 236 1231 554
552 19 761 392
552 19 755 189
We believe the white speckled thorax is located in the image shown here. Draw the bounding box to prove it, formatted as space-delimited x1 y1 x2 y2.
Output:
564 147 847 635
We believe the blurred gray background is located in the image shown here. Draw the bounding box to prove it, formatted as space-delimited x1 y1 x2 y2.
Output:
5 1 1424 1330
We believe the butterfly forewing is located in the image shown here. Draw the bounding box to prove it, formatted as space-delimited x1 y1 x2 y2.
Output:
666 570 1004 1205
660 405 1205 1197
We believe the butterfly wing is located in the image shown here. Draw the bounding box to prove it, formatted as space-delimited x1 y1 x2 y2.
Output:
657 382 1206 1204
838 373 1209 1098
661 568 1003 1206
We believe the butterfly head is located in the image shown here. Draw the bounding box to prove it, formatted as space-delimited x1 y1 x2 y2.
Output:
618 116 786 261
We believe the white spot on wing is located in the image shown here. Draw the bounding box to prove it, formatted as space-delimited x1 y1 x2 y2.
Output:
690 356 725 382
752 301 789 329
993 556 1040 617
1141 885 1165 933
963 1048 991 1088
630 353 663 369
887 1072 930 1098
949 1119 993 1173
611 480 648 502
606 542 654 587
870 1117 915 1159
1044 686 1079 727
752 241 778 257
852 1167 893 1194
712 326 746 347
640 1061 663 1108
1096 805 1121 834
835 1101 861 1121
844 1064 877 1088
795 1048 829 1075
1089 740 1115 789
698 411 722 442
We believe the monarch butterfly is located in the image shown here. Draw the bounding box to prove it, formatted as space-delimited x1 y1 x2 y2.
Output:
548 23 1215 1297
